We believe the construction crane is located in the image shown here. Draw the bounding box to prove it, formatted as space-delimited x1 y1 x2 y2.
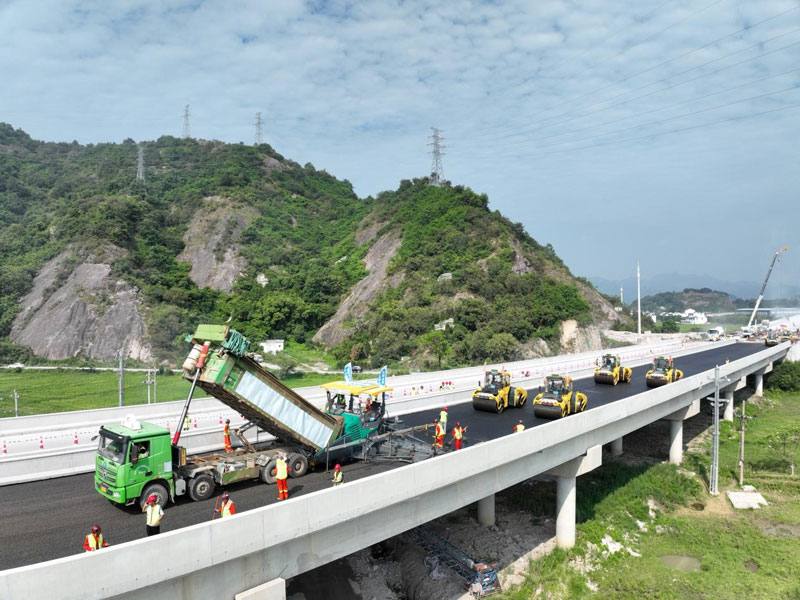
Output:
746 246 788 330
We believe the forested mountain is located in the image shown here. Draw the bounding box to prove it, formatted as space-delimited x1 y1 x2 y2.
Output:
636 288 736 313
0 123 626 367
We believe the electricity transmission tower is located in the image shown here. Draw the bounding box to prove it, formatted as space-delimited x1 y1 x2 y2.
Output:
136 144 145 181
428 128 445 186
182 104 191 139
254 112 263 145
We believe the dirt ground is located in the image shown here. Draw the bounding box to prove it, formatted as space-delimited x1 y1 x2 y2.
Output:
288 390 754 599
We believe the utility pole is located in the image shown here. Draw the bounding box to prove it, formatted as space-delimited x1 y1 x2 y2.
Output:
117 349 124 407
738 397 748 486
13 389 19 417
144 370 154 405
637 262 642 335
254 112 263 145
182 104 191 139
710 365 720 495
428 128 445 186
620 286 624 305
136 144 145 181
153 369 158 403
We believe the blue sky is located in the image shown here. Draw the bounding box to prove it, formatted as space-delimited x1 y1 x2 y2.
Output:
0 0 798 294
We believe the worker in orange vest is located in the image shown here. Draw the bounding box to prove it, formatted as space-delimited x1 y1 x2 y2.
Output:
451 422 467 450
223 419 233 453
214 492 236 519
83 525 109 551
514 420 525 433
275 453 290 500
433 419 445 448
332 464 343 486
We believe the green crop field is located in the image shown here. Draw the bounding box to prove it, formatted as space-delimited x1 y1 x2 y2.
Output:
0 368 378 416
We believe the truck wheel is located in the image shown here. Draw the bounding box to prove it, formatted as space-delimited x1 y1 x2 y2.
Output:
288 453 308 478
261 460 277 484
188 473 215 502
139 482 169 510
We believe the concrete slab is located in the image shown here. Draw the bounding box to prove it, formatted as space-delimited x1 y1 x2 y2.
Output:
727 491 768 509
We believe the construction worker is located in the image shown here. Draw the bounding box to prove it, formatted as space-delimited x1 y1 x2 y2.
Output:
433 419 445 448
451 421 467 450
143 494 164 536
439 406 448 431
83 525 109 551
223 418 233 453
275 453 290 501
332 464 343 486
514 420 525 433
214 492 236 519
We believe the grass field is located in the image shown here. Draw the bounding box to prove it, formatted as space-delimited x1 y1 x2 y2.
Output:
499 391 800 600
0 368 381 416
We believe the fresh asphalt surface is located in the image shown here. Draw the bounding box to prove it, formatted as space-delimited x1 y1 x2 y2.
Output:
0 342 765 571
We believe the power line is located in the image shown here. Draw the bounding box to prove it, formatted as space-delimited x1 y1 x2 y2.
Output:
182 104 191 139
456 4 800 144
456 101 800 163
254 112 263 145
428 128 445 186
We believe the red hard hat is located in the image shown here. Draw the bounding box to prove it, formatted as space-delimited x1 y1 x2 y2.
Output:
443 406 448 411
91 525 101 534
334 464 341 470
221 492 229 500
147 495 157 503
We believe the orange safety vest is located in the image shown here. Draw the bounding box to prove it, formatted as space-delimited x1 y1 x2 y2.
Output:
220 499 235 518
224 424 230 437
452 427 463 440
275 459 288 480
514 424 525 433
146 504 163 526
85 533 104 551
435 422 444 437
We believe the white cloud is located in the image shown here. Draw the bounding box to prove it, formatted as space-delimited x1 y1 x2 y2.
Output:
0 0 798 288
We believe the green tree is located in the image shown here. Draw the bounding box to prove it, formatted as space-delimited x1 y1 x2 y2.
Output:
764 427 800 476
484 333 520 362
421 330 450 368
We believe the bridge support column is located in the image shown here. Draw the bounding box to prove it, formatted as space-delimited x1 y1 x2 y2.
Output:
754 373 763 397
477 494 495 527
669 419 682 464
611 436 623 457
546 445 602 550
723 391 734 422
235 578 285 600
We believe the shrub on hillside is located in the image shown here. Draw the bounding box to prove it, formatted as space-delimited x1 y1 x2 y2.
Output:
766 361 800 392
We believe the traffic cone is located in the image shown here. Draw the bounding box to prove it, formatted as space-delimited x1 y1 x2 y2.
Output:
73 432 79 445
2 440 7 454
193 417 198 428
218 415 223 424
39 435 44 450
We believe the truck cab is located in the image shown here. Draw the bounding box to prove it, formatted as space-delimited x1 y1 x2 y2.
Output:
95 418 174 508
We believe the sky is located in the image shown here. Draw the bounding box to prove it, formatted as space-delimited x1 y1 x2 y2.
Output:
0 0 798 295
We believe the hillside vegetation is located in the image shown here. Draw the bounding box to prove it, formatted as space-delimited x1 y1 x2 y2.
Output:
636 288 736 313
0 123 623 368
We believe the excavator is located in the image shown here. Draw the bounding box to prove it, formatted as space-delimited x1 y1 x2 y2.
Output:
593 354 632 385
532 374 587 419
471 369 527 413
645 356 683 388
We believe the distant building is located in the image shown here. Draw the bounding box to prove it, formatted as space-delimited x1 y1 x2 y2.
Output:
259 339 284 354
681 309 708 325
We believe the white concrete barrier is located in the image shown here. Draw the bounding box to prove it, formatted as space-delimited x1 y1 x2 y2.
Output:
0 344 786 600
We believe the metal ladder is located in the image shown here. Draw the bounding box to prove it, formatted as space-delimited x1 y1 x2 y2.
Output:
403 525 500 595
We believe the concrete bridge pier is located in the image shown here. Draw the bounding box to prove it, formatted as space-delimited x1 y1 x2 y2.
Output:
753 372 764 396
722 390 734 422
546 445 602 549
611 436 623 457
666 398 700 465
477 494 495 526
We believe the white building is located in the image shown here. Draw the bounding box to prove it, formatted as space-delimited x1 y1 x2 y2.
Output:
681 309 708 325
259 339 285 354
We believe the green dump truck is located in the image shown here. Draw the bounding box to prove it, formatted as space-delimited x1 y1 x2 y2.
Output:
95 325 430 508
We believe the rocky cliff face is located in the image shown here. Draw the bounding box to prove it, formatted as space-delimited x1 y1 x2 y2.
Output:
176 196 257 292
10 249 151 361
